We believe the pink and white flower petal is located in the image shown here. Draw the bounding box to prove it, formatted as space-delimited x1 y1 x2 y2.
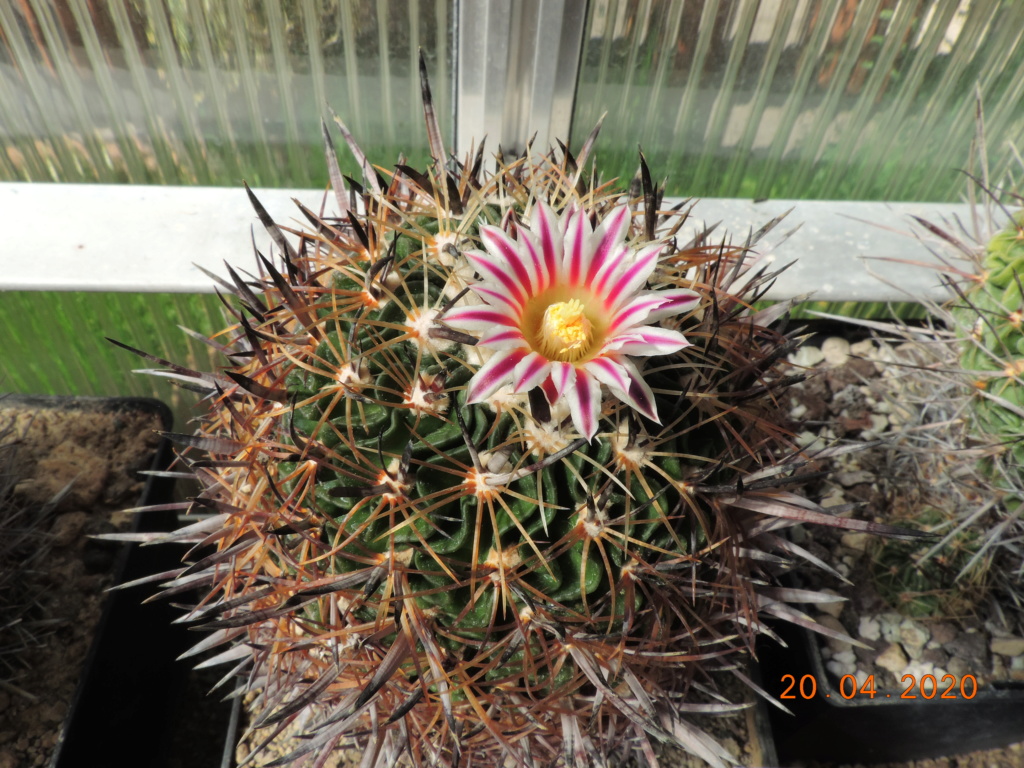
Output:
558 200 581 233
530 203 563 280
584 355 633 399
605 326 692 357
545 361 577 403
642 288 700 322
465 348 528 404
562 206 591 286
566 369 602 440
586 205 631 283
511 352 552 393
590 243 633 294
516 231 550 293
463 246 527 305
477 328 528 350
607 294 679 333
443 306 517 331
540 376 558 405
469 284 524 314
602 243 665 308
616 357 662 423
480 225 539 295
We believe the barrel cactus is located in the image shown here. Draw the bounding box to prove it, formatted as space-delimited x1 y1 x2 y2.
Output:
872 171 1024 623
111 65 919 768
956 211 1024 477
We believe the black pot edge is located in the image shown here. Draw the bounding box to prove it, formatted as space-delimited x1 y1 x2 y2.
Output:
31 395 181 768
0 392 174 419
222 693 243 768
746 653 783 767
758 618 1024 764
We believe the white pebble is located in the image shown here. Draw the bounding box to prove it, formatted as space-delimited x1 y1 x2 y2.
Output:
859 616 881 642
990 637 1024 656
820 489 846 509
841 532 871 552
822 337 851 366
880 613 903 643
876 643 909 676
903 661 937 693
900 620 931 659
834 650 857 665
947 657 968 677
850 340 876 358
790 346 825 367
817 589 845 619
827 659 856 678
795 430 823 450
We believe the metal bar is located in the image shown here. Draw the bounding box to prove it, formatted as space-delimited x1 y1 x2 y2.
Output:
456 0 587 157
0 181 997 303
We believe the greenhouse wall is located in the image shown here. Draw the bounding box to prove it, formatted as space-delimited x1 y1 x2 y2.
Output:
1 0 1021 424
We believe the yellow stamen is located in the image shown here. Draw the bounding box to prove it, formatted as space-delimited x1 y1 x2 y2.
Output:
540 299 593 360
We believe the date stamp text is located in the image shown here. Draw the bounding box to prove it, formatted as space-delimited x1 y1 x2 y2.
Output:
779 673 978 700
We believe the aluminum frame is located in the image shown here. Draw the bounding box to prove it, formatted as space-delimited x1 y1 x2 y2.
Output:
456 0 588 158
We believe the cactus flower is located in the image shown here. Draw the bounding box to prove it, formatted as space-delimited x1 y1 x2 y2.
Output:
445 202 698 439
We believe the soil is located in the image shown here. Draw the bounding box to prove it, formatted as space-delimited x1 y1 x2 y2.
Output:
780 336 1024 689
0 397 162 768
771 336 1024 768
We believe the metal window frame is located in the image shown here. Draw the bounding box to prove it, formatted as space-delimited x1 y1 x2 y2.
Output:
0 180 984 303
455 0 589 158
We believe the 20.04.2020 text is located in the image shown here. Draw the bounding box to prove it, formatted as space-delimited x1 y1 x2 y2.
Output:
780 673 978 700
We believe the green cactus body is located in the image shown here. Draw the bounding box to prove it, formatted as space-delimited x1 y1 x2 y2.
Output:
272 215 708 680
871 508 982 619
958 212 1024 473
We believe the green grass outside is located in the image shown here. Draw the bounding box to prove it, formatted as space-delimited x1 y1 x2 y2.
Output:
0 291 227 432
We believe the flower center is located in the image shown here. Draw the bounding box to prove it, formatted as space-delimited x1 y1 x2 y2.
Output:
539 299 593 361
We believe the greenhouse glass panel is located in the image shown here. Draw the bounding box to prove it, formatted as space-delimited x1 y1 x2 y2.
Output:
0 0 453 424
0 0 455 187
571 0 1024 201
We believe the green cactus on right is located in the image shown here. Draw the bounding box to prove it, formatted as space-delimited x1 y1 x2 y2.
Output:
866 185 1024 625
956 211 1024 478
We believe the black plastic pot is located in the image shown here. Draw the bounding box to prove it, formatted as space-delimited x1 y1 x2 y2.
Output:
759 619 1024 764
16 395 234 768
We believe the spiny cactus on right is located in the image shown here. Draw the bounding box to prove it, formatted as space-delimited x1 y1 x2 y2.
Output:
956 210 1024 478
873 165 1024 623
